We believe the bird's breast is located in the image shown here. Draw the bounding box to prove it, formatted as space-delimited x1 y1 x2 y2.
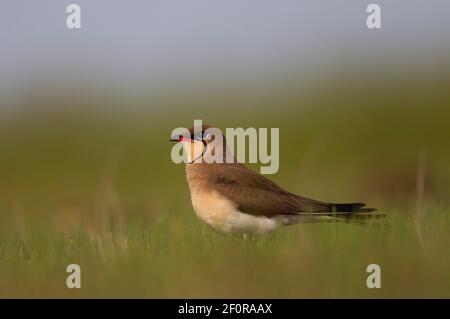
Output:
190 190 235 233
189 190 278 235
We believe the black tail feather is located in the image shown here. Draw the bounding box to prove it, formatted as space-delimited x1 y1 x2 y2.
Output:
330 202 376 213
326 202 386 225
292 202 386 226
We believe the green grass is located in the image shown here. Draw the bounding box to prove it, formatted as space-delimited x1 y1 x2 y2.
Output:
1 70 450 298
0 204 449 298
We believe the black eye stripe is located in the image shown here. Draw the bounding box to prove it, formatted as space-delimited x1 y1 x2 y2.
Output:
192 131 206 139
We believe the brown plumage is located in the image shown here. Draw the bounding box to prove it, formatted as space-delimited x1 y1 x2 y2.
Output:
171 124 383 235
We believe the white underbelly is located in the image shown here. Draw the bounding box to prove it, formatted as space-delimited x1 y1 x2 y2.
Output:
190 191 278 235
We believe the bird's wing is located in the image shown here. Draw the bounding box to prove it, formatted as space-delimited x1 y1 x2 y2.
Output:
213 164 330 216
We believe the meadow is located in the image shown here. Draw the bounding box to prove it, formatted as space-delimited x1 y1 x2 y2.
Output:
0 69 449 298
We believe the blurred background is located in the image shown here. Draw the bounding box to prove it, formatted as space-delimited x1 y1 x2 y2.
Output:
0 0 449 298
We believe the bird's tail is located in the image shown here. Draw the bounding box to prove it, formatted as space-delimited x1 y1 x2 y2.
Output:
286 202 386 226
323 202 386 225
329 202 375 213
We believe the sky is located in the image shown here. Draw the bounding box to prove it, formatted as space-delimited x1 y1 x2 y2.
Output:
1 0 449 102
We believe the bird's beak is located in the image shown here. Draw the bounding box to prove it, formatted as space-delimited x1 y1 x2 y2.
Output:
170 135 193 143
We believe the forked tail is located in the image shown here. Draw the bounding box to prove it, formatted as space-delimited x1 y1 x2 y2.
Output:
325 202 386 225
329 202 376 213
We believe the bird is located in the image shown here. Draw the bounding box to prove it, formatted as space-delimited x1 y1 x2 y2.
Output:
170 124 384 236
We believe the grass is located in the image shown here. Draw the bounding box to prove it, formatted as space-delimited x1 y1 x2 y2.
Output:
1 204 449 298
0 70 450 298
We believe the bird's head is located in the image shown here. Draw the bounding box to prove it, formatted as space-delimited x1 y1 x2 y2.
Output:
170 124 230 163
